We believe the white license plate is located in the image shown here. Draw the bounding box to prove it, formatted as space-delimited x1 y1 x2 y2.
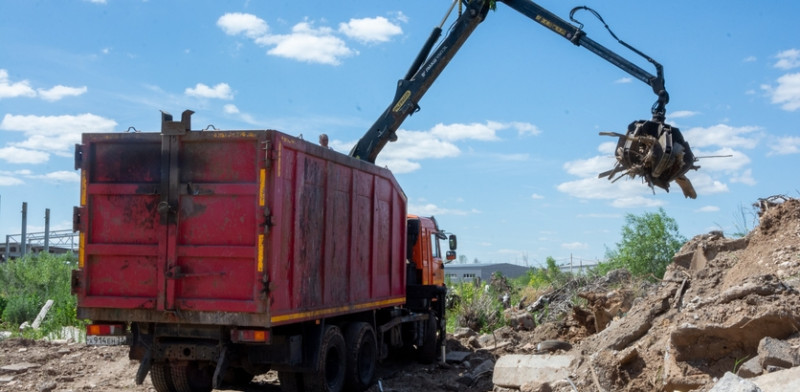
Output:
86 335 127 345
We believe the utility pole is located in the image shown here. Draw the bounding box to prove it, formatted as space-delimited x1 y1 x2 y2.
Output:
44 208 50 253
21 202 27 257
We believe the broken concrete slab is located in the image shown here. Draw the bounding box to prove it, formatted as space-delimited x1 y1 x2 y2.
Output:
0 362 40 373
445 350 470 364
492 354 574 389
709 372 763 392
736 356 762 378
0 375 15 384
752 365 800 391
757 336 799 369
31 299 54 330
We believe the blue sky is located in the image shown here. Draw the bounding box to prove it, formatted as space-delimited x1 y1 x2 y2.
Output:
1 1 798 267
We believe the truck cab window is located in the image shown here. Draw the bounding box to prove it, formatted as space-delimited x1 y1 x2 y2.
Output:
430 234 440 259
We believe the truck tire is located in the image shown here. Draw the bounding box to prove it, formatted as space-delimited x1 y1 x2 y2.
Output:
344 322 377 391
305 325 346 392
151 362 176 392
170 361 212 392
278 371 305 392
417 311 438 364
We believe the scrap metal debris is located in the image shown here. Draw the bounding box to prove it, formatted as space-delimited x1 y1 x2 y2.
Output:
599 119 699 199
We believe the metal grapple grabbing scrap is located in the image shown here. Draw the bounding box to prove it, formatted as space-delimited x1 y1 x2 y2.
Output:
599 121 699 199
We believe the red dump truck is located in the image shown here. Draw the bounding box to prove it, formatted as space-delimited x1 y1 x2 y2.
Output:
75 1 682 391
73 111 455 392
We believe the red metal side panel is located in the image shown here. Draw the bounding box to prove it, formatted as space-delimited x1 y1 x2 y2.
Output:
79 134 162 309
266 134 407 326
171 132 263 313
78 131 266 316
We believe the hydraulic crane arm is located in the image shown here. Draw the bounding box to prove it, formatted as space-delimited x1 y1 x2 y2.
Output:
349 0 668 164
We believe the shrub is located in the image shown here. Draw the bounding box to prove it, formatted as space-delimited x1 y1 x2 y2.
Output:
0 252 80 336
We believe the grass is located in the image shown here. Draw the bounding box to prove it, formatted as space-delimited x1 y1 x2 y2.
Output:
0 252 84 339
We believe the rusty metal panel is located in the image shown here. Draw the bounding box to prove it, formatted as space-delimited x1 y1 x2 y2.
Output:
265 133 407 326
77 128 407 327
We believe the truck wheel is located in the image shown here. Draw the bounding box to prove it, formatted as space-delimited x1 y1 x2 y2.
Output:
170 361 212 392
417 311 438 364
278 371 305 392
305 325 346 392
344 322 377 391
151 362 176 392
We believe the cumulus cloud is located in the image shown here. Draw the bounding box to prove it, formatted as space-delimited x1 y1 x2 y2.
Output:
259 22 355 65
339 17 402 44
185 83 233 99
774 49 800 70
668 110 700 119
729 168 756 186
30 170 80 183
0 113 117 159
37 85 88 101
407 202 476 216
217 12 405 65
762 72 800 111
0 175 24 186
561 242 588 250
223 104 240 114
217 12 269 38
0 146 50 164
683 124 762 149
768 136 800 155
695 206 720 213
375 121 540 173
0 69 36 99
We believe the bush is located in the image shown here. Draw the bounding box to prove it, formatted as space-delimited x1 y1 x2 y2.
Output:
0 252 80 336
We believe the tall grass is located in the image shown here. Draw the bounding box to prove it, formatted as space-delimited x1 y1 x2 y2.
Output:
0 252 82 338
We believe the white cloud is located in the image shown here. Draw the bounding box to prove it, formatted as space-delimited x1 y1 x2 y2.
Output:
668 110 700 119
768 136 800 155
30 170 80 183
614 77 632 84
373 120 539 173
530 193 544 200
729 168 756 186
37 85 88 101
258 22 355 65
610 196 664 208
763 72 800 111
0 175 24 186
561 242 588 250
563 155 615 178
86 0 107 4
743 56 757 63
774 49 800 70
683 124 762 149
687 172 729 195
223 104 240 114
695 206 720 213
693 147 750 173
217 13 269 39
0 69 36 99
185 83 233 99
339 17 402 44
0 146 50 164
407 202 475 216
0 113 117 155
598 141 616 154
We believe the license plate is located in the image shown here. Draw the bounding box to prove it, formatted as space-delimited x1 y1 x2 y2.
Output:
86 335 127 345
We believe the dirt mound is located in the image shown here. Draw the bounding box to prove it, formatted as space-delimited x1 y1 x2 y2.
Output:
560 197 800 392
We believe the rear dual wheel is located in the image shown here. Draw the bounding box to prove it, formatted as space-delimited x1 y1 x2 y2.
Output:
344 322 378 392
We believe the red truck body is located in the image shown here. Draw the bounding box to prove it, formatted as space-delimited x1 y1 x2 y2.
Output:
72 114 450 392
74 129 408 327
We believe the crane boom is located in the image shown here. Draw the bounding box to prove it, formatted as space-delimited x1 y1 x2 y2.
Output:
349 0 667 163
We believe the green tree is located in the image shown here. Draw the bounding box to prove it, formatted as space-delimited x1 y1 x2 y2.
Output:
601 208 685 280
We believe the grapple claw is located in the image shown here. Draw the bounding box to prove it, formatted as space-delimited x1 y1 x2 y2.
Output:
600 120 699 199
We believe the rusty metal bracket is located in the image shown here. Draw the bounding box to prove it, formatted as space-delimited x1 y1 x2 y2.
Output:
161 110 194 135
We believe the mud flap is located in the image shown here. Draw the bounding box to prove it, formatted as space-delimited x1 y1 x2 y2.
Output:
135 348 152 385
